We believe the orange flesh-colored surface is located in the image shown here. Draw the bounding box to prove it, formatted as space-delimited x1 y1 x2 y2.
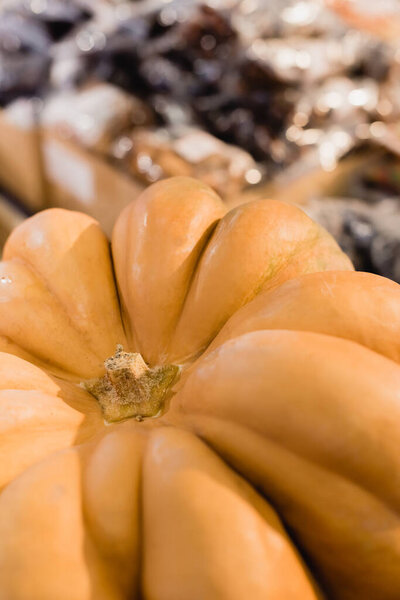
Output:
1 177 400 599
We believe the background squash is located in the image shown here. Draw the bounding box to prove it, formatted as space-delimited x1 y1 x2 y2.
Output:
0 176 399 599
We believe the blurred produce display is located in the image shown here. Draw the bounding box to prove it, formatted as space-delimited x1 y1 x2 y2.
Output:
0 0 93 105
307 195 400 282
1 0 400 279
47 0 399 182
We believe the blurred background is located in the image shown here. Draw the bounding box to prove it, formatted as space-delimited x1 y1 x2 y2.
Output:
0 0 400 281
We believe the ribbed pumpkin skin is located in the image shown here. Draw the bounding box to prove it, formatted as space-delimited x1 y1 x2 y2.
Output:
1 177 400 599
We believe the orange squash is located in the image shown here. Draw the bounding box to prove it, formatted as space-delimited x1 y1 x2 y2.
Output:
1 176 399 599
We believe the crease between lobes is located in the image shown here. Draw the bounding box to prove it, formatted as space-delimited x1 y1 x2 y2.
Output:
0 422 322 600
4 326 399 598
174 328 400 599
0 179 351 376
186 415 400 600
0 258 109 379
111 178 351 367
1 208 126 379
167 200 352 365
1 177 399 600
111 177 226 365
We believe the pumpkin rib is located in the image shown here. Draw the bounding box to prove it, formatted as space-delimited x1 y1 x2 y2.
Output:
0 422 323 600
0 390 96 493
13 254 119 370
81 428 146 599
2 209 126 378
170 202 285 359
0 334 81 381
141 426 321 600
0 444 113 600
170 216 222 334
3 177 400 599
176 329 400 511
111 177 226 365
203 270 400 365
188 411 400 519
0 257 109 379
186 414 400 600
168 199 352 364
107 237 131 353
167 420 328 600
183 407 400 572
0 352 103 492
0 351 61 392
123 218 222 365
111 202 139 354
0 426 148 599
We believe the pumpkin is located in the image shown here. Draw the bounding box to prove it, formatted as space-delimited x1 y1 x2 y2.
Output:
1 176 400 599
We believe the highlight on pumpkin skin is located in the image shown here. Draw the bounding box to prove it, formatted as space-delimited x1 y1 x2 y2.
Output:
0 176 351 378
111 176 352 366
0 422 322 600
2 176 400 599
0 208 127 379
168 197 353 364
176 328 400 599
0 428 146 600
0 352 103 491
142 427 322 600
203 270 400 365
111 176 226 366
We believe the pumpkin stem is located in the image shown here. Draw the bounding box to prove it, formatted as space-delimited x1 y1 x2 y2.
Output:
82 345 179 423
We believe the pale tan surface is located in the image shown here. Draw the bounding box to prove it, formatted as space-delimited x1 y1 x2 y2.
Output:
0 177 399 599
0 110 46 212
43 129 145 238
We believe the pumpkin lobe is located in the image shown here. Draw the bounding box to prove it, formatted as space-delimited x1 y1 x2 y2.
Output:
83 345 179 423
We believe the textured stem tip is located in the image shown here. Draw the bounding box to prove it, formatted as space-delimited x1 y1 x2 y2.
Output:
83 345 180 423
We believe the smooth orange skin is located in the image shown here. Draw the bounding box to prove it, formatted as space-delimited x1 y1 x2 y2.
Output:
1 209 126 378
205 270 400 364
1 176 399 599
